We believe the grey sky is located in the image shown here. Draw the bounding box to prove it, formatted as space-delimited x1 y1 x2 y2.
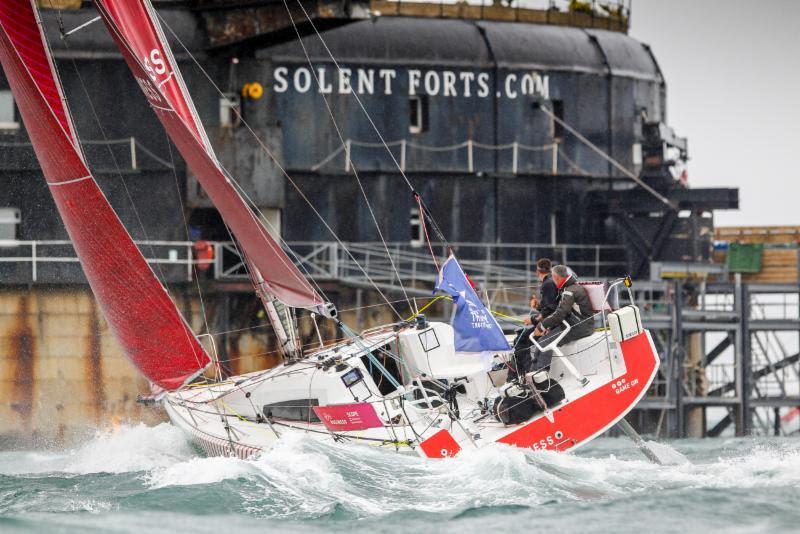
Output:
630 0 800 227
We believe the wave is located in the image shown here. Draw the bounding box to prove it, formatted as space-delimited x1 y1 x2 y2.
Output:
2 423 800 522
0 423 193 476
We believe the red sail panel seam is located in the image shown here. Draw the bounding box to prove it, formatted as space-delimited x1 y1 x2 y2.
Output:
0 0 211 390
94 0 324 310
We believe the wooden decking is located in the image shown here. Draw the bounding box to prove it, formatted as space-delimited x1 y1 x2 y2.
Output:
370 1 629 32
715 226 800 245
714 226 800 284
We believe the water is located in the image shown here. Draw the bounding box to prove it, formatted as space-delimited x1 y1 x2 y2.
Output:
1 424 799 533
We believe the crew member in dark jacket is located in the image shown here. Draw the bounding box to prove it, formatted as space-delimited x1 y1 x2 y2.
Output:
531 264 595 372
509 259 557 380
526 258 557 325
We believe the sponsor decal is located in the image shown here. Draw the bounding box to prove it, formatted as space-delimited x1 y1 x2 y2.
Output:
271 66 549 100
611 377 640 395
420 429 461 458
530 430 565 451
312 402 384 431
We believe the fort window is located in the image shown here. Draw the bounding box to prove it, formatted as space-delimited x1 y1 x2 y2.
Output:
552 100 564 141
409 95 427 134
410 206 423 246
0 90 19 131
0 208 20 240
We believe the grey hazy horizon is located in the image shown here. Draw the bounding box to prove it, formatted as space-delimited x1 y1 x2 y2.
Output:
631 0 800 227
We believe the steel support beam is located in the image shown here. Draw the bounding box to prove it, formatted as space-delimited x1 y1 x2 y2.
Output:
705 332 733 365
672 281 685 438
737 282 752 436
707 410 733 437
632 210 678 278
708 351 800 397
596 187 739 213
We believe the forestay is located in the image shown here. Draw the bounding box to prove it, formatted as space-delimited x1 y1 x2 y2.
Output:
93 0 330 315
0 0 211 391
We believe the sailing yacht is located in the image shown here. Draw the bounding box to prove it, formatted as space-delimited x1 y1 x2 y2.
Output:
0 0 660 460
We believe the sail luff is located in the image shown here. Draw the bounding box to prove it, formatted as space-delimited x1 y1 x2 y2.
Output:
0 0 211 391
29 3 86 165
139 0 216 157
93 0 331 315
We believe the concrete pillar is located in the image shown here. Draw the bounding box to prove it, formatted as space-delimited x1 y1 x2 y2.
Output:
686 332 707 437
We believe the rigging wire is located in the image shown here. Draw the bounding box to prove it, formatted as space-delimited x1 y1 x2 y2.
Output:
92 0 333 313
281 0 413 312
416 193 440 271
210 157 332 305
155 13 406 320
290 0 449 244
537 104 677 210
204 295 427 339
49 5 206 369
163 134 214 347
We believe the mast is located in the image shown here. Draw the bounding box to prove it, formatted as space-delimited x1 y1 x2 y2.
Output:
92 0 336 320
245 254 301 360
0 0 211 391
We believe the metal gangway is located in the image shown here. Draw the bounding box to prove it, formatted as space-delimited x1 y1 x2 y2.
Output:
213 240 627 298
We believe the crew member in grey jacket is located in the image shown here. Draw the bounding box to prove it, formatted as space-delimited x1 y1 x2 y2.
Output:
531 264 595 372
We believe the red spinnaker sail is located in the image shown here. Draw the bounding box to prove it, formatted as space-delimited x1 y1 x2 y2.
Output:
93 0 328 314
0 0 211 391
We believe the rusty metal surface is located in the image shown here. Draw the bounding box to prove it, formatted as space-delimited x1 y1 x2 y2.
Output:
9 296 35 427
0 291 156 446
199 0 365 48
85 300 105 426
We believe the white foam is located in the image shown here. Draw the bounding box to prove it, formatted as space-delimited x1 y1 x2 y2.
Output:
0 423 194 476
644 440 692 466
64 499 114 513
5 422 800 520
63 423 195 474
147 456 255 488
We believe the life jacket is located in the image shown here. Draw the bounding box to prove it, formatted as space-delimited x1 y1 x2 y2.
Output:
193 240 214 271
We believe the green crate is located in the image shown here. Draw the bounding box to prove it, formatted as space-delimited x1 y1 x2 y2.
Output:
726 242 764 273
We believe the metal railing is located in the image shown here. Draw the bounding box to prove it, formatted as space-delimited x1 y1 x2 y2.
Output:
0 240 197 283
0 137 174 172
0 239 627 288
214 240 627 289
309 138 606 176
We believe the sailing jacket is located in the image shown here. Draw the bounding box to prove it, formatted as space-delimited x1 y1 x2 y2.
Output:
541 275 595 339
534 273 558 319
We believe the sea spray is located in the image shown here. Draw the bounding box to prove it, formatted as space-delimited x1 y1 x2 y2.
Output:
2 425 800 532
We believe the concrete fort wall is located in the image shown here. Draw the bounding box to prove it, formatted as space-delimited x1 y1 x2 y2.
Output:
0 289 152 446
0 288 277 446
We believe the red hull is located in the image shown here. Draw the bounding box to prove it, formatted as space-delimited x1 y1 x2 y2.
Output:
496 331 660 452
